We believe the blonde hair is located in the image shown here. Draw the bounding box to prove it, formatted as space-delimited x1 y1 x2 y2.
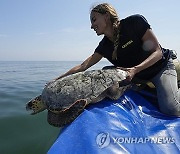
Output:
91 3 120 60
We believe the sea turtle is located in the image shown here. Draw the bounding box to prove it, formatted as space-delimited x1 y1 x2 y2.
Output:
26 68 129 127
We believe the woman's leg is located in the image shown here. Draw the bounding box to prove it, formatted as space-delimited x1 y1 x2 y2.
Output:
102 65 116 70
151 58 180 116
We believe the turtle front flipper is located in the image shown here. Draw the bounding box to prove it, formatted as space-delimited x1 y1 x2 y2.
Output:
47 99 87 127
26 95 46 115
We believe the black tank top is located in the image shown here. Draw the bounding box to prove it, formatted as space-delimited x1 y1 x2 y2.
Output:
94 14 170 80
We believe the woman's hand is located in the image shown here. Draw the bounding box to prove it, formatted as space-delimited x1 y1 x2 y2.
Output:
117 67 138 81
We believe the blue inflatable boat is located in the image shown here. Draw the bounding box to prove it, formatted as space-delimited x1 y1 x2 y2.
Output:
48 90 180 154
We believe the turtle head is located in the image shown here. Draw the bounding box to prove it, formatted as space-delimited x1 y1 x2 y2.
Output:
26 95 46 115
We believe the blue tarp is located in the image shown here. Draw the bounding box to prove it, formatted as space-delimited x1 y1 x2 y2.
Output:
48 90 180 154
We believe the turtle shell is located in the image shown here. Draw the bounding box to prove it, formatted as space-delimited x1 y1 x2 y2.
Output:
41 69 127 113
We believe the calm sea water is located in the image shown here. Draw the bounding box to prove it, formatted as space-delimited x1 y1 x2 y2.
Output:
0 61 110 154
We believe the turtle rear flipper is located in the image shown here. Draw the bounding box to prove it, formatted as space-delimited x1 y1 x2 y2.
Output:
47 99 87 127
106 83 130 100
26 95 46 115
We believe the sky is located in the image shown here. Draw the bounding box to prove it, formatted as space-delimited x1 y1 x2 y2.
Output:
0 0 180 61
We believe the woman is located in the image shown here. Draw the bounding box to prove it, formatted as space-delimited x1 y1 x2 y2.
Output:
52 3 180 116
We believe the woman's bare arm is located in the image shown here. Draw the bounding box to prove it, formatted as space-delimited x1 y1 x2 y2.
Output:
120 29 163 81
134 29 163 73
55 52 103 80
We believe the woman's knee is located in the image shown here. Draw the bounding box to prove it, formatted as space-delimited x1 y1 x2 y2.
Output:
159 105 180 117
102 65 116 70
